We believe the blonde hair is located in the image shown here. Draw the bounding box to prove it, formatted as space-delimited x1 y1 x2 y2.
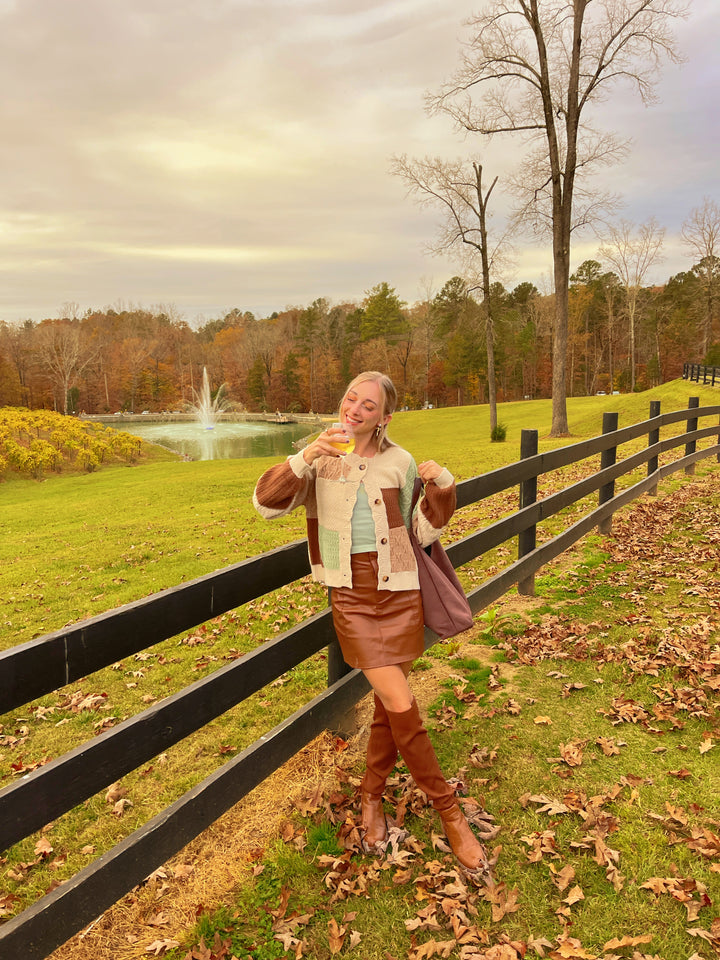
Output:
339 371 397 452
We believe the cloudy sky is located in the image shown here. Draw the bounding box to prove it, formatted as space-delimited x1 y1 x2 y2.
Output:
0 0 717 325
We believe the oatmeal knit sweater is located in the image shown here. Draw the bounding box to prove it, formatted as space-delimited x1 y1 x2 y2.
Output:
252 444 456 590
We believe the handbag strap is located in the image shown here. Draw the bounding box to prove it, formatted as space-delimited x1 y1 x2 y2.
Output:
411 475 424 512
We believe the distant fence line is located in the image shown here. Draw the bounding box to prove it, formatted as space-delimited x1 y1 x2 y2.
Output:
1 398 720 960
81 411 326 425
684 362 720 387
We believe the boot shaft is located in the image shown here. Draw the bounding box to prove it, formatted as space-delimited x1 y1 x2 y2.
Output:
385 698 455 808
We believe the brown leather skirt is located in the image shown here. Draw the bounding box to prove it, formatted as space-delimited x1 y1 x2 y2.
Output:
330 552 425 670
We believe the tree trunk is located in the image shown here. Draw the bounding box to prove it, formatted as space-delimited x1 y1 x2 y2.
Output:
531 0 578 437
486 313 497 431
474 163 499 433
628 298 637 392
551 194 572 433
551 261 570 435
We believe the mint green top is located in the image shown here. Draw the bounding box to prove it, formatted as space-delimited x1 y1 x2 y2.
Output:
350 482 377 553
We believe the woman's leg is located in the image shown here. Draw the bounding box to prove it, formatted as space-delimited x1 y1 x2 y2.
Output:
363 662 414 711
359 693 396 846
358 663 413 847
363 664 489 875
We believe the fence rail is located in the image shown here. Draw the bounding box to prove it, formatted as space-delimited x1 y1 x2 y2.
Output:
683 362 720 386
1 398 719 960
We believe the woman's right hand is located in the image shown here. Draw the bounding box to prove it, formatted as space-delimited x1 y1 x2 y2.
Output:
302 425 349 464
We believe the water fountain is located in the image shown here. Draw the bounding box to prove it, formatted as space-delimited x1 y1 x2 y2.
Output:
116 366 308 459
189 367 229 429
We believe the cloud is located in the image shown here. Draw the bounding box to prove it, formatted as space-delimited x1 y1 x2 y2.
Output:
0 0 716 321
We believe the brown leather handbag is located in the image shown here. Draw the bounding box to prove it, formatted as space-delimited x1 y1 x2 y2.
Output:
410 479 473 639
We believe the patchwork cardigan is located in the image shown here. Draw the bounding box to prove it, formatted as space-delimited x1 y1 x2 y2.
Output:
252 444 457 590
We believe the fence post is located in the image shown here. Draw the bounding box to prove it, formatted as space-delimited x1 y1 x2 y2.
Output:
598 412 619 535
326 593 356 736
685 396 699 476
327 589 350 687
518 429 538 596
327 589 350 678
647 400 661 496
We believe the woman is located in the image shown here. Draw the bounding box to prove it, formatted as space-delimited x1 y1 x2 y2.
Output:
253 371 489 876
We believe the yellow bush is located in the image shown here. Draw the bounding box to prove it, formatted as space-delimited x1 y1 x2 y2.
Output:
0 408 149 479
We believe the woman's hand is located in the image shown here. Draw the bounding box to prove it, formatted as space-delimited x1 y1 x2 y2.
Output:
418 459 443 482
302 425 348 464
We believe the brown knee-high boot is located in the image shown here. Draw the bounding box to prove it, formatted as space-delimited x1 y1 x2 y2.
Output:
386 698 488 873
360 693 398 846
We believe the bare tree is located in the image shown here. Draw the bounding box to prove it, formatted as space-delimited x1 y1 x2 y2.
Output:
390 155 511 431
681 197 720 356
244 316 283 400
428 0 688 435
1 319 35 406
598 218 665 391
59 301 81 321
35 321 97 414
599 271 623 393
119 337 153 413
412 277 441 406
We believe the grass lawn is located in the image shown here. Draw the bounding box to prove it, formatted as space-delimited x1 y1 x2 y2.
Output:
0 381 719 960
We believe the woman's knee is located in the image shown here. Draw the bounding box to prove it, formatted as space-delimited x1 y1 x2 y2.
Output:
364 664 413 713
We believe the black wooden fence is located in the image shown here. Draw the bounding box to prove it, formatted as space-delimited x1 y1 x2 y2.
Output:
684 362 720 386
1 398 720 960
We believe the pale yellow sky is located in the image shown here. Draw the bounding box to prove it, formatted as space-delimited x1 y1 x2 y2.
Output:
0 0 716 323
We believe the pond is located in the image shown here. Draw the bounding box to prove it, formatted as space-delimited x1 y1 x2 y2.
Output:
119 420 314 461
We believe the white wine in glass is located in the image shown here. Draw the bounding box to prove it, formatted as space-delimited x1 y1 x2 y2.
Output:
329 423 355 454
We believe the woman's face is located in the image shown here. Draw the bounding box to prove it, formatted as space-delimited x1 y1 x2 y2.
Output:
341 379 388 440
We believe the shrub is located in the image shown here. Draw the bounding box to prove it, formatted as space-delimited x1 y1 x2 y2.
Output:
490 422 507 443
0 407 149 478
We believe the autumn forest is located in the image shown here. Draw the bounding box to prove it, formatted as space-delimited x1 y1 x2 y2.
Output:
0 247 718 420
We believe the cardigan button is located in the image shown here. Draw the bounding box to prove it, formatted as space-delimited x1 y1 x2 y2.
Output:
359 463 367 470
380 537 388 545
382 575 389 582
374 498 381 505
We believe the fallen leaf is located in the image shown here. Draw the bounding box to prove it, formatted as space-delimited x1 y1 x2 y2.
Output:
549 934 598 958
595 737 621 757
113 798 133 817
551 864 576 892
603 933 654 950
328 917 346 955
144 939 180 956
564 884 584 905
559 740 587 767
34 837 53 859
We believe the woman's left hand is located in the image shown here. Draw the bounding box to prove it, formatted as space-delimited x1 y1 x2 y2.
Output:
418 459 443 482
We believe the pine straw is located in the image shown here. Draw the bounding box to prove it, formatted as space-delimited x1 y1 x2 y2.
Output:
47 731 358 959
47 674 455 960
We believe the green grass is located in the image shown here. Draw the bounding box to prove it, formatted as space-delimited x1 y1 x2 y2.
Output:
1 381 719 955
3 380 717 648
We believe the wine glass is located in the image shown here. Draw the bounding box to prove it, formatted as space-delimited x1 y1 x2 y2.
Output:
329 422 355 455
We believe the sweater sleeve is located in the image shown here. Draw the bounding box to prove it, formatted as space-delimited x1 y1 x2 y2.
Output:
252 450 315 519
414 467 456 547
